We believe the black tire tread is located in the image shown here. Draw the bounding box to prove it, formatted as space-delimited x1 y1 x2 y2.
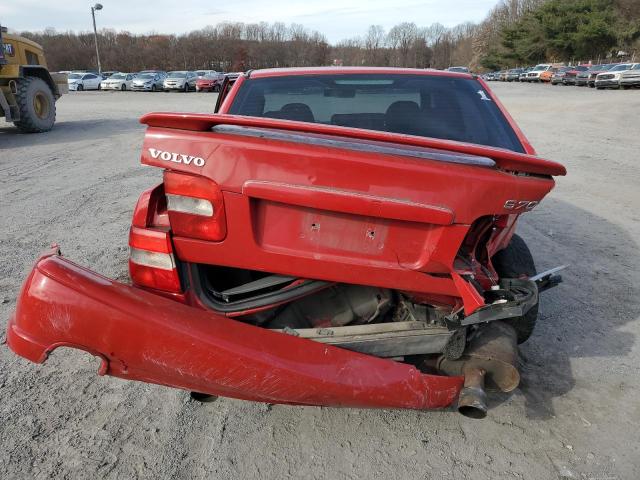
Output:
13 77 56 133
492 234 538 343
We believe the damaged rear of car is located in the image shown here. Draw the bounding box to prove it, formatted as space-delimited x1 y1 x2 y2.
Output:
7 68 566 418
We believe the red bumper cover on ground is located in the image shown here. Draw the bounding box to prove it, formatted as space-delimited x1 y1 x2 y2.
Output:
7 252 463 410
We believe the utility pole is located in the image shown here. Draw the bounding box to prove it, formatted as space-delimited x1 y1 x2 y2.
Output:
91 3 103 74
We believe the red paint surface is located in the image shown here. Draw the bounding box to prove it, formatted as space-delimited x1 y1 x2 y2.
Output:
137 116 557 308
7 253 463 410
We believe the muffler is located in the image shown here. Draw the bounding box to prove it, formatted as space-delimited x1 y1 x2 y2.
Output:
438 321 520 419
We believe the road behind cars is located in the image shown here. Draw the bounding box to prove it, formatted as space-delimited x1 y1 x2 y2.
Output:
1 85 640 480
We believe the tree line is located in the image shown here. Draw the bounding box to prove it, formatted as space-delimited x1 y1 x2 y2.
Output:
16 0 640 73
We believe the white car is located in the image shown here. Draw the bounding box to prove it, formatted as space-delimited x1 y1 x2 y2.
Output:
100 73 136 91
67 72 102 91
595 63 635 89
525 64 553 82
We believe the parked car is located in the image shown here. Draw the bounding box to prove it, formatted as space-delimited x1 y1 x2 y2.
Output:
196 72 224 92
131 72 166 92
67 72 102 91
7 67 566 419
519 67 533 82
576 64 605 86
504 68 524 82
194 70 218 79
100 72 136 91
498 70 509 81
224 72 242 83
562 65 590 85
588 64 617 88
619 63 640 89
139 69 167 76
163 71 197 92
445 66 469 73
550 66 574 85
483 71 498 81
595 63 634 89
525 64 553 82
539 67 558 83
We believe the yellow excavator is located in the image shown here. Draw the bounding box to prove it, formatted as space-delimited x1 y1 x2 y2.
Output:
1 25 67 132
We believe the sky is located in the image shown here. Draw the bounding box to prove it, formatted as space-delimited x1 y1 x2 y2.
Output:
0 0 497 43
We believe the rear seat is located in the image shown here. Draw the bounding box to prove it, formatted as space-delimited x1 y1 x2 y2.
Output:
330 113 386 130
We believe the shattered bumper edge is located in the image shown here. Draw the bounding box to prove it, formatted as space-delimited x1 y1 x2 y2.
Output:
6 251 463 410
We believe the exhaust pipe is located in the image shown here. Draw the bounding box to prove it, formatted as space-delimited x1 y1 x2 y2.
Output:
438 321 520 419
457 365 488 419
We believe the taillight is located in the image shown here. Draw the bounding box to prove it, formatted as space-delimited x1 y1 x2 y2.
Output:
129 226 182 293
163 171 227 241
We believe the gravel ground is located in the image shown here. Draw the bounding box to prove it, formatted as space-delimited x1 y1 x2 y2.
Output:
1 84 639 480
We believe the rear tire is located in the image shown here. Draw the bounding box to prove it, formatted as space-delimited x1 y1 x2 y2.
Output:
492 234 538 344
121 84 126 91
13 76 56 133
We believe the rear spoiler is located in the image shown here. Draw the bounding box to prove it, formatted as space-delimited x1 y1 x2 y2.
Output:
140 112 567 177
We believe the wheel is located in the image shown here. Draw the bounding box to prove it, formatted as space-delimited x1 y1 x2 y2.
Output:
77 83 84 91
12 76 56 133
492 234 538 344
151 84 156 92
121 84 126 91
184 83 189 92
213 84 220 92
621 86 629 90
97 83 101 91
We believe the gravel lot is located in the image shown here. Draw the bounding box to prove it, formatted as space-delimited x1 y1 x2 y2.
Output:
1 84 639 480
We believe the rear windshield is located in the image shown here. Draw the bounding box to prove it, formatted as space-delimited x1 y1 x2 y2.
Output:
228 74 525 152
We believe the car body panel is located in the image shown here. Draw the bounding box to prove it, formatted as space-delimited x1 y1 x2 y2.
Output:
136 112 559 306
7 252 463 410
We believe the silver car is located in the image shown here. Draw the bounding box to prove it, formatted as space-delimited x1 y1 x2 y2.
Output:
163 71 197 92
595 63 634 89
619 63 640 89
132 72 166 92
